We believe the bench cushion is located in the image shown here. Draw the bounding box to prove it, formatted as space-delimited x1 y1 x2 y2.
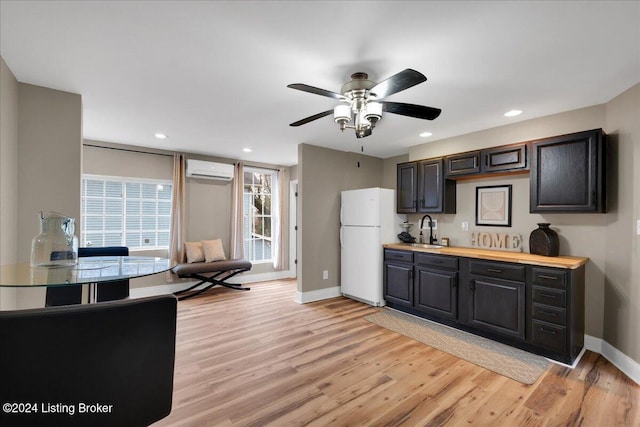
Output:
172 259 252 276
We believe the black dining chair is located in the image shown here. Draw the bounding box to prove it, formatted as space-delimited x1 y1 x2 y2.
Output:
0 294 177 427
44 284 83 307
80 246 130 302
45 246 130 306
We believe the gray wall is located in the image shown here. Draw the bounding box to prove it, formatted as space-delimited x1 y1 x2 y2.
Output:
0 57 19 309
18 84 83 263
83 142 173 181
404 86 639 362
0 69 83 309
602 83 640 362
297 143 383 293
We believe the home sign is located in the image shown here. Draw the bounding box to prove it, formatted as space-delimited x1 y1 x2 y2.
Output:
470 232 523 252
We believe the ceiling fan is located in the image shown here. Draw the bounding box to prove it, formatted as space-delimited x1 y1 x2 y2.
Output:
287 69 441 138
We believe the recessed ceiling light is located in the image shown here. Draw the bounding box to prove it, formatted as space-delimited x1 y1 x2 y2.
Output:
154 133 167 139
243 147 252 153
419 132 433 138
504 110 523 117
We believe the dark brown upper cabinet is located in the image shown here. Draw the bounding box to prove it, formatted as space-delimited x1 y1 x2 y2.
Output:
530 129 606 213
445 143 528 178
397 162 418 213
397 159 456 214
445 151 481 176
482 143 527 173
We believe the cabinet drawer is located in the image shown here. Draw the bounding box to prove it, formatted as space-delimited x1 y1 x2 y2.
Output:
531 320 567 354
531 268 567 289
532 286 566 308
415 253 458 270
532 303 566 326
384 249 413 263
469 260 525 282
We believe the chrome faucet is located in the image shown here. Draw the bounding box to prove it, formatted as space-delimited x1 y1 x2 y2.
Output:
420 214 437 245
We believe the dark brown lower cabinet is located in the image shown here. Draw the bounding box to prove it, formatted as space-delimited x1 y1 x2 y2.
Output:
383 261 413 308
467 275 525 340
415 266 457 320
383 248 585 364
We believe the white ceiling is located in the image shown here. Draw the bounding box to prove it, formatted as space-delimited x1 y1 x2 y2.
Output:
1 1 639 166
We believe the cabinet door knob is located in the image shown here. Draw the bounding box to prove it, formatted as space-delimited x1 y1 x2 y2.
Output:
469 280 476 292
538 274 558 280
487 268 502 273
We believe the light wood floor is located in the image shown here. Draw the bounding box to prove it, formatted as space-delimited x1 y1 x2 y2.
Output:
153 279 639 427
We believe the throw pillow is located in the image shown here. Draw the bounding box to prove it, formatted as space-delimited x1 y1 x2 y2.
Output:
202 239 227 262
184 241 205 263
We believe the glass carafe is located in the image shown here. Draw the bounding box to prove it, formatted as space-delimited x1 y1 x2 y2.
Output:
30 211 79 267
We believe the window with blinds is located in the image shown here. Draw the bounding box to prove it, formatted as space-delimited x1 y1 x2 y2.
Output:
81 175 172 250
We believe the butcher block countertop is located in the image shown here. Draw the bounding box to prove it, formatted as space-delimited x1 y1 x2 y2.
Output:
383 243 588 270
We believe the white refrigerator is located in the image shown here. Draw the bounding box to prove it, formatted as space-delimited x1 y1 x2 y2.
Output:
340 187 403 306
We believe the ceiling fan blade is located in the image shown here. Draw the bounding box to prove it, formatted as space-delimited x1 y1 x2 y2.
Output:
381 101 441 120
289 110 334 127
370 69 427 99
287 83 347 100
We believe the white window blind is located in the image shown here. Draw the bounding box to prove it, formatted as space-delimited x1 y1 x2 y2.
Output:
81 175 172 250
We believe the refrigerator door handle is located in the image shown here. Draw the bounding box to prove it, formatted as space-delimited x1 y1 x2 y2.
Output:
339 204 343 225
340 226 343 247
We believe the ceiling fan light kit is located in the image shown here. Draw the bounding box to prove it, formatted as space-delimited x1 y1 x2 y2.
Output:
288 69 442 139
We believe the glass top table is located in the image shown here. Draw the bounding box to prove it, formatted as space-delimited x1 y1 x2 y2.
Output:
0 256 173 287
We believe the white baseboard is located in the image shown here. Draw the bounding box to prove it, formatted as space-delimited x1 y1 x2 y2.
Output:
547 346 587 370
295 286 342 304
584 334 639 385
226 269 295 284
584 334 603 354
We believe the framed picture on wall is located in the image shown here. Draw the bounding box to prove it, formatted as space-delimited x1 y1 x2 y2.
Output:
476 185 512 227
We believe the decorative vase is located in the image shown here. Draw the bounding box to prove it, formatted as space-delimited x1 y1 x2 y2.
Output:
529 223 559 257
30 211 79 267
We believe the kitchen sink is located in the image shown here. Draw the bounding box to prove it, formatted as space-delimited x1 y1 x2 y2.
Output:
408 243 445 249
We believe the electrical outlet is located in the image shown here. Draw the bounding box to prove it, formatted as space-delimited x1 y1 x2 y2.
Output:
431 219 438 230
462 221 469 231
323 270 329 280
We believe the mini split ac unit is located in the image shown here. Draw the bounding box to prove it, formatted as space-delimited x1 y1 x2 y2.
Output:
185 159 234 181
